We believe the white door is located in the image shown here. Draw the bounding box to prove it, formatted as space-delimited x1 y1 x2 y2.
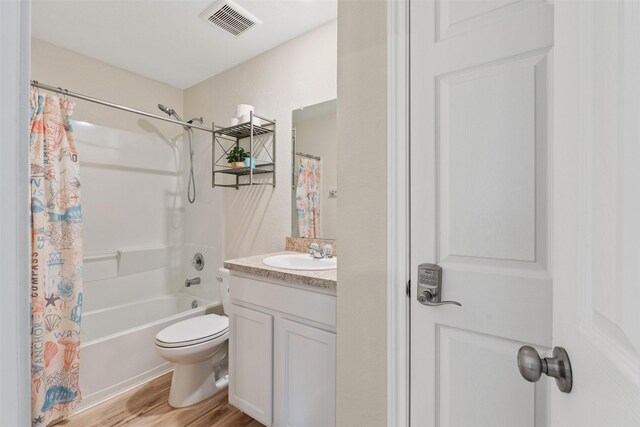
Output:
410 1 553 425
551 0 640 425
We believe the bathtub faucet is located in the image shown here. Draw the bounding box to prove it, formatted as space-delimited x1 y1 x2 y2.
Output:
185 277 201 287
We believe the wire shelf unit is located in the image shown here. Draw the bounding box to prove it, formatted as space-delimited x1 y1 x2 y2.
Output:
212 112 276 189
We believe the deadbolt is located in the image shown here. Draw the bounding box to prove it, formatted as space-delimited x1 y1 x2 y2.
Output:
517 346 573 393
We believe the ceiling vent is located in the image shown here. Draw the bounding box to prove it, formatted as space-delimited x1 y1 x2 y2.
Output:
200 0 262 37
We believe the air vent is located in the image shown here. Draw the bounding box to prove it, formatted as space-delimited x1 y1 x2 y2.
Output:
200 0 262 37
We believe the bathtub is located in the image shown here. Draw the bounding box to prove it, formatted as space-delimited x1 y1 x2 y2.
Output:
77 294 219 411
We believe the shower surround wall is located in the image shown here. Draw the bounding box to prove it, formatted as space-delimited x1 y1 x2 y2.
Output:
72 122 185 311
184 20 338 259
31 39 225 408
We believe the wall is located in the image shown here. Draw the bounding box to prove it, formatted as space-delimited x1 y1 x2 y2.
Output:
293 106 338 238
336 0 388 426
0 1 31 425
31 39 183 137
184 20 337 259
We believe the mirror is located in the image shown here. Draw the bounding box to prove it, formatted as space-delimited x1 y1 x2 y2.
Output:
291 99 337 239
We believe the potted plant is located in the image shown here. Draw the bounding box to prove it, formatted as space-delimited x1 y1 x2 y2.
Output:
226 146 250 169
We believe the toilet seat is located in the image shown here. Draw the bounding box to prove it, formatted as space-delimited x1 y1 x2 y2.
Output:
155 314 229 349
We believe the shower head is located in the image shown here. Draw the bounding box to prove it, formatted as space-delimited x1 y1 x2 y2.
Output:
158 103 184 125
157 104 175 116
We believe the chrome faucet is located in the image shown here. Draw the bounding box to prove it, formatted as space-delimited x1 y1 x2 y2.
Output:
185 277 201 287
309 243 333 259
309 243 323 258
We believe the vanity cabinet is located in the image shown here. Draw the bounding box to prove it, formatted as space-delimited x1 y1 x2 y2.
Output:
228 274 336 427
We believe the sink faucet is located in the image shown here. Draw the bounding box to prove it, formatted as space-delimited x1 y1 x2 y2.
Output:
185 277 201 287
309 243 323 258
309 243 333 259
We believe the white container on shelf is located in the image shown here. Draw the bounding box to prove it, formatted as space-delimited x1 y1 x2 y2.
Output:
236 104 254 117
240 113 262 126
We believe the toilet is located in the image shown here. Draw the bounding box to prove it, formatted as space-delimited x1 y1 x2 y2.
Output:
155 268 231 408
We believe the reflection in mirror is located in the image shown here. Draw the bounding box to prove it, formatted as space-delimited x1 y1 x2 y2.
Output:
291 99 337 239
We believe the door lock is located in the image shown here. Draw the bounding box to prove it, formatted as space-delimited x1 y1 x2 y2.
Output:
417 263 461 307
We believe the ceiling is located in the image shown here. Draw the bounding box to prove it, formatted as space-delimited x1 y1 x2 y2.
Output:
31 0 337 89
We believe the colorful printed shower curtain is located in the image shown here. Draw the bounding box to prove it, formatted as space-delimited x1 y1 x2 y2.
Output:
30 89 83 426
295 157 321 238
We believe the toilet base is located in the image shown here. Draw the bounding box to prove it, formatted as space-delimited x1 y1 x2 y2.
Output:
168 360 229 408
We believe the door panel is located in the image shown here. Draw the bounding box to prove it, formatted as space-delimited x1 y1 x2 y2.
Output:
438 52 549 264
410 1 553 426
436 0 545 41
437 326 545 427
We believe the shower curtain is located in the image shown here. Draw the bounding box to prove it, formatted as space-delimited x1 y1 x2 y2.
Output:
30 89 83 426
295 157 320 238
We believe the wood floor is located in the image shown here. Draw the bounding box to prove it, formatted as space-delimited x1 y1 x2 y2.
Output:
58 373 262 427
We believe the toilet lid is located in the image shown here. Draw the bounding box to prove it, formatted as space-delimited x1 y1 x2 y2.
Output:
156 314 228 347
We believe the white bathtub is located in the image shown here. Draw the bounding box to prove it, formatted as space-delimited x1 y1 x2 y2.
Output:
78 294 219 411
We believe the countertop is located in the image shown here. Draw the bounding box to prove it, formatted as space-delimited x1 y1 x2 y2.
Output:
223 251 337 291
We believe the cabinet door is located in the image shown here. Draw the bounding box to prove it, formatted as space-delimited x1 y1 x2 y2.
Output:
277 319 336 427
229 304 273 426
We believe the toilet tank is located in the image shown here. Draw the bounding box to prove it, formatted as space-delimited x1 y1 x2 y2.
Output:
218 268 230 315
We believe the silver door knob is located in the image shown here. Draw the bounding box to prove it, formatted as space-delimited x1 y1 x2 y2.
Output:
517 346 572 393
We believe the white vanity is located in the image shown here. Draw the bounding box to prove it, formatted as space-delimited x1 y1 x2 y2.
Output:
224 251 337 427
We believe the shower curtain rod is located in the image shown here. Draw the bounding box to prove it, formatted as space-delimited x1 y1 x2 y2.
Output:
295 151 321 161
30 80 214 133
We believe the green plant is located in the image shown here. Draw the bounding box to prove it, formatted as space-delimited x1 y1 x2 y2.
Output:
226 146 250 163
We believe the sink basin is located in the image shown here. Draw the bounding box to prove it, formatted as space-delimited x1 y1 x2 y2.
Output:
262 254 337 271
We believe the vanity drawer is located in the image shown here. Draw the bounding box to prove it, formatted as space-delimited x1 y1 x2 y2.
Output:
229 274 336 328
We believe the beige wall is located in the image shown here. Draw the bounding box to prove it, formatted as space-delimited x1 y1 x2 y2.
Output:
293 109 338 239
336 0 388 425
31 39 184 138
184 21 337 259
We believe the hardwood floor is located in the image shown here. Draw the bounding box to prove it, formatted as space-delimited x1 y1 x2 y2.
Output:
58 373 262 427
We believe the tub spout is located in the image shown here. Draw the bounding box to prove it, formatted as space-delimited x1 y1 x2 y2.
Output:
185 277 201 287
